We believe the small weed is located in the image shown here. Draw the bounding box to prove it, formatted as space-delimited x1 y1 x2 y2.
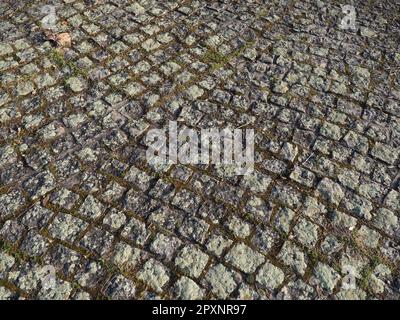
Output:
257 8 269 18
99 259 117 275
203 48 229 69
48 49 88 78
308 249 319 265
49 49 66 68
202 40 256 70
72 282 82 290
359 265 373 291
370 254 382 268
0 240 27 263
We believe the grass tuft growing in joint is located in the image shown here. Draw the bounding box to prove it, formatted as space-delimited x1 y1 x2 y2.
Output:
203 48 230 69
48 49 89 78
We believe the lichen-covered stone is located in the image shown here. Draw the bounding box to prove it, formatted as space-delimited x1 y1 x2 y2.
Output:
293 219 320 247
206 234 233 257
23 171 56 200
104 275 136 299
205 264 237 298
273 207 295 234
48 213 88 242
278 241 307 276
256 262 284 290
372 208 398 236
356 225 381 248
172 276 204 300
311 263 341 293
66 77 85 92
225 243 264 274
175 245 209 278
78 195 104 220
316 178 344 206
137 259 169 293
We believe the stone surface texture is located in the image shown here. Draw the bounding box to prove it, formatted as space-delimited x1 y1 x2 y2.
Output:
0 0 399 300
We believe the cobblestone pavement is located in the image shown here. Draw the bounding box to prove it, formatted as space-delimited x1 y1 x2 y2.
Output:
0 0 399 300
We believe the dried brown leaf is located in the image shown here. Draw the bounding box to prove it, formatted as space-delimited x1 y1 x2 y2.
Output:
56 32 71 47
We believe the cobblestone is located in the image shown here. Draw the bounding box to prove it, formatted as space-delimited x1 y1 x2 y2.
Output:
0 0 399 300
